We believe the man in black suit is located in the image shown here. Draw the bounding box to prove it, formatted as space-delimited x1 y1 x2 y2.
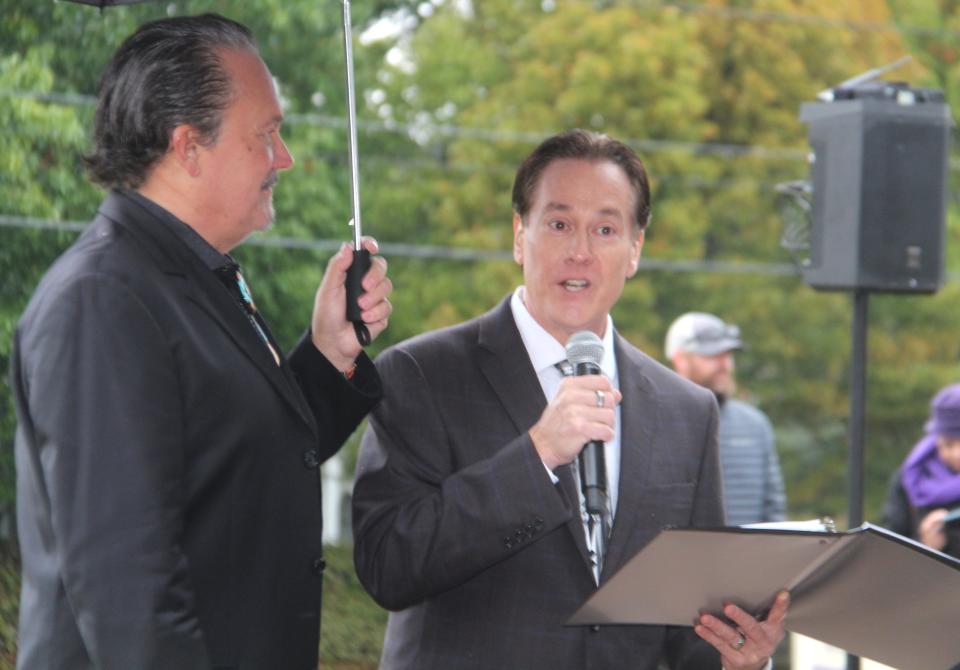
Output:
12 14 392 670
352 130 787 669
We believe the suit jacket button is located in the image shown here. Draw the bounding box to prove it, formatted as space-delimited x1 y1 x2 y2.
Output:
311 557 326 575
590 625 601 633
303 449 320 469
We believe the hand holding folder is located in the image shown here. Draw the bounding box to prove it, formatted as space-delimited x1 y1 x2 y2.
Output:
568 523 960 670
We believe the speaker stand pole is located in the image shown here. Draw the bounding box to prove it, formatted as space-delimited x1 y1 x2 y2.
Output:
846 288 869 670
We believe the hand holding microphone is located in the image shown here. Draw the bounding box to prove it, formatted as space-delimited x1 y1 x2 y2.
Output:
529 332 619 471
565 331 610 519
531 331 614 581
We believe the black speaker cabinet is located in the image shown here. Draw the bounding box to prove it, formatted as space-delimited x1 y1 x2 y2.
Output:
799 87 952 293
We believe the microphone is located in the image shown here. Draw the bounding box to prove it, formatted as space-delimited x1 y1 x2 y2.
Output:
564 331 607 517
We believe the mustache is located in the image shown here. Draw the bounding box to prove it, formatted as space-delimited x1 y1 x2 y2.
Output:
261 172 279 191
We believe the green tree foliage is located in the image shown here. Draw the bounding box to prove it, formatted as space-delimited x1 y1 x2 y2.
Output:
2 1 960 663
2 0 957 526
361 0 960 522
888 0 960 106
0 47 96 504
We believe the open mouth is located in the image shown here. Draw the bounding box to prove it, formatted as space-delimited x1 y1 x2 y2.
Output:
562 279 589 292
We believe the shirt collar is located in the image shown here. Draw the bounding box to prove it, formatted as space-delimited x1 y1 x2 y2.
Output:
122 189 233 272
509 286 617 381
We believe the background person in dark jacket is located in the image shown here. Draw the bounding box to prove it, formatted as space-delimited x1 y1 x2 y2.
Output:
12 13 392 669
883 383 960 557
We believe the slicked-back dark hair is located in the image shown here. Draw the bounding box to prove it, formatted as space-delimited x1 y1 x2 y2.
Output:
511 129 651 232
83 13 257 189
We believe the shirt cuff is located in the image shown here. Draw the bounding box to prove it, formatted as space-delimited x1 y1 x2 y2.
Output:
542 460 559 484
723 659 773 670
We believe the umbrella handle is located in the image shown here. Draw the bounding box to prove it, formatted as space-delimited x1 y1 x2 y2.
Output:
345 246 371 347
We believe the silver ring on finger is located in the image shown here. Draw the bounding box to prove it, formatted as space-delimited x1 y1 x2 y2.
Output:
595 390 605 408
731 634 746 651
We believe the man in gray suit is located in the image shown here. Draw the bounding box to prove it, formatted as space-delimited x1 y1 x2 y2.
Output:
12 14 392 669
352 129 787 670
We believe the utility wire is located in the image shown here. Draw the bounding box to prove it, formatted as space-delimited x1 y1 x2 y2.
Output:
632 1 960 40
286 112 811 161
11 213 960 281
0 88 809 161
0 213 801 275
5 89 957 170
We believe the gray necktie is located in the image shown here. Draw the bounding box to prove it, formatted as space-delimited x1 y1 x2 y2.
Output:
554 360 611 583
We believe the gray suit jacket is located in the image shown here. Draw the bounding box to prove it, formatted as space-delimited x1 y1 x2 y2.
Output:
353 297 724 669
12 190 381 669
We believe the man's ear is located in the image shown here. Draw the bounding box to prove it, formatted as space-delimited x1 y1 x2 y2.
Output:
626 229 644 278
671 351 688 375
169 124 202 177
512 213 524 266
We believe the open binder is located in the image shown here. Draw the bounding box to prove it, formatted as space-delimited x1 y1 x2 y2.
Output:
568 523 960 670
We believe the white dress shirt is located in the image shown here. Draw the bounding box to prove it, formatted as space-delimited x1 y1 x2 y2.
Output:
509 286 621 517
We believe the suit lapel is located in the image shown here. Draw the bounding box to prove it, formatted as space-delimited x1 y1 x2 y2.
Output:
98 192 318 435
601 335 659 581
475 299 547 435
183 272 318 433
475 299 593 571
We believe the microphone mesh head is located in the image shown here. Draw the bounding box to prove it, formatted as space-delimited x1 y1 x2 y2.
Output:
565 331 604 368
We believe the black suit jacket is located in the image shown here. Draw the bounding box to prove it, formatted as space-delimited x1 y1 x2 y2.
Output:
352 298 723 669
12 190 381 669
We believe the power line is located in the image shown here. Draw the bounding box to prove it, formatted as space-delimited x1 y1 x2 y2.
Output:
0 213 801 275
9 214 960 281
1 90 96 106
6 89 957 172
0 214 505 262
0 88 809 162
289 112 812 161
0 216 86 234
633 1 960 40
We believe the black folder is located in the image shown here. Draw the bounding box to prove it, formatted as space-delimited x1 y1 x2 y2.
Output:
568 523 960 670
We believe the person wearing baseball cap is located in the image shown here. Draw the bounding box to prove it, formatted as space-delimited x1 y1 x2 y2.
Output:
665 312 787 526
883 383 960 558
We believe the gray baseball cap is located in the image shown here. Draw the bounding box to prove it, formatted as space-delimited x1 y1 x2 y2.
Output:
664 312 742 358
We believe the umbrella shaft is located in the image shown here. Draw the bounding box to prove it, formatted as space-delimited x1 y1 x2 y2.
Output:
342 0 362 249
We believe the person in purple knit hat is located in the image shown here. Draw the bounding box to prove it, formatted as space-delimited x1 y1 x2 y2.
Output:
883 383 960 556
